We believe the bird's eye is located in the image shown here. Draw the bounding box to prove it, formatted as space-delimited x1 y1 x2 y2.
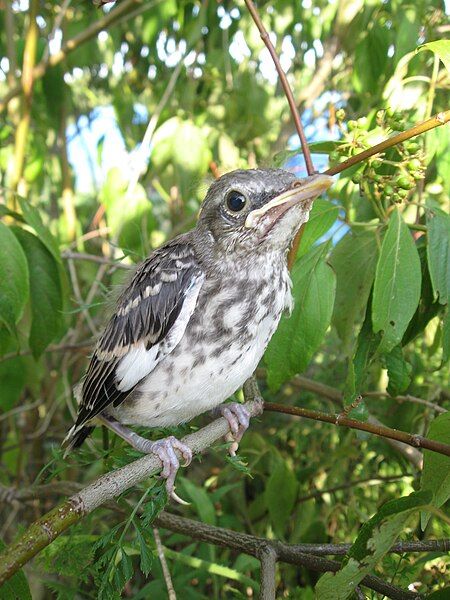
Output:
225 191 247 213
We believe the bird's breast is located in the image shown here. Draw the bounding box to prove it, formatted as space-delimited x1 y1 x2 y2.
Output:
113 256 291 427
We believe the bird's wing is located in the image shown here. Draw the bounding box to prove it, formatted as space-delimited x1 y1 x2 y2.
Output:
73 240 204 430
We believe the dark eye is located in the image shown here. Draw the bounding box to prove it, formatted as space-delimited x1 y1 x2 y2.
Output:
226 191 247 213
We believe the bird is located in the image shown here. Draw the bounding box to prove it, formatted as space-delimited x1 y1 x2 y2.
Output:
65 168 332 501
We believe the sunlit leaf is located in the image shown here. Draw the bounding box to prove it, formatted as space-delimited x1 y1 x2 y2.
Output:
13 228 63 359
372 209 421 353
427 208 450 305
330 230 378 348
265 243 336 390
0 222 29 332
417 40 450 72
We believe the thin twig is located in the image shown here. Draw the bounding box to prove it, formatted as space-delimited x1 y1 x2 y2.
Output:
0 340 92 364
62 251 133 269
127 58 184 193
42 0 72 65
264 402 450 457
153 528 177 600
242 0 314 176
325 110 450 176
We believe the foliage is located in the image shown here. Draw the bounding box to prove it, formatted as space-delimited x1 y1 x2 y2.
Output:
0 0 449 598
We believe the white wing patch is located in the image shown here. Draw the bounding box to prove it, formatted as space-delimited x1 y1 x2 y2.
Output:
115 273 204 392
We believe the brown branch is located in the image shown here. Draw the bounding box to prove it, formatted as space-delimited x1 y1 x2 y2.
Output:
242 0 314 175
325 110 450 176
154 512 419 600
290 375 423 468
1 482 448 560
264 402 450 457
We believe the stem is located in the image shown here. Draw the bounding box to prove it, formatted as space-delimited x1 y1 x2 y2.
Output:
264 402 450 457
242 0 314 176
325 110 450 176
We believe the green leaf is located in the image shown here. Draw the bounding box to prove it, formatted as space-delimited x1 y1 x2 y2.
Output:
0 352 26 412
17 197 61 264
265 459 298 537
12 229 63 359
180 478 216 525
330 230 378 348
443 311 449 364
265 243 336 390
0 222 29 332
135 526 153 576
297 199 338 259
384 345 412 396
316 492 430 600
372 209 421 353
351 297 381 394
426 208 450 305
0 539 32 599
417 40 450 72
420 412 450 529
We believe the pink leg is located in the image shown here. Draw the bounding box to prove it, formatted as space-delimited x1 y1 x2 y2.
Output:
217 402 251 457
98 415 191 504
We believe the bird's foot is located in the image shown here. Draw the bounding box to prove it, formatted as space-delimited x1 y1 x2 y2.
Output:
218 402 251 457
97 415 191 504
149 436 192 504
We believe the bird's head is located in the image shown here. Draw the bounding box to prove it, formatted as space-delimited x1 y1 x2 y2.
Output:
196 168 333 256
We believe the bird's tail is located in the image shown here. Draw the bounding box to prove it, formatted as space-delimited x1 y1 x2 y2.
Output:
62 424 94 457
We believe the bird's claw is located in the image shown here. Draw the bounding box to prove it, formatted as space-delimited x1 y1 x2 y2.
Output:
219 403 251 457
149 436 192 504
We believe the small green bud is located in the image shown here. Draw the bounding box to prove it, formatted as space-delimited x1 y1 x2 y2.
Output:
371 159 382 169
352 172 362 184
347 120 358 131
397 188 408 198
407 159 422 172
329 151 340 162
384 184 394 196
396 176 415 190
336 108 345 120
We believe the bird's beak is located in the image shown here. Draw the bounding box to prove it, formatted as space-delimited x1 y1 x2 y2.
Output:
244 174 333 229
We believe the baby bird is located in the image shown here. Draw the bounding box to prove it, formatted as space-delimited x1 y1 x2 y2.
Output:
65 169 332 500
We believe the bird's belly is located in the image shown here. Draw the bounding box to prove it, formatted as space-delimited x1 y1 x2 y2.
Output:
112 284 286 428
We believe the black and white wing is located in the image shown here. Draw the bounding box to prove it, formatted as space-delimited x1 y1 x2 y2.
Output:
66 238 204 446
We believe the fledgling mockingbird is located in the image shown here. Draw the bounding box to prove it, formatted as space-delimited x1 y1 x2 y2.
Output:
65 169 332 501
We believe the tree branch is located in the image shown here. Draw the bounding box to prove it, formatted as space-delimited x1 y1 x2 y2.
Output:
264 402 450 457
0 400 263 585
154 512 420 600
290 375 423 468
259 544 277 600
